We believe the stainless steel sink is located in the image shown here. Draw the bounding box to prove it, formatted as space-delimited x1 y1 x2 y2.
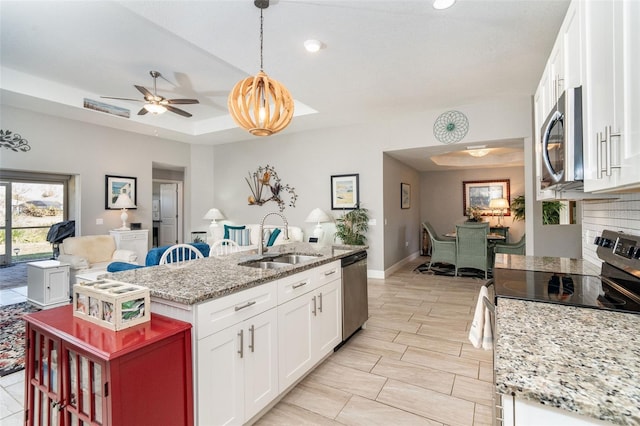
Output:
240 253 321 269
272 254 320 264
242 260 291 269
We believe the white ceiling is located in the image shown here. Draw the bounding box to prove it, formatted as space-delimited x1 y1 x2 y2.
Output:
0 0 569 168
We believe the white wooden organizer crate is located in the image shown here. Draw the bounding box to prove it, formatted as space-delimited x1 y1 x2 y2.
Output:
73 279 150 331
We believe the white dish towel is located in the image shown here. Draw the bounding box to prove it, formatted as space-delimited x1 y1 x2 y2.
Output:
468 286 493 350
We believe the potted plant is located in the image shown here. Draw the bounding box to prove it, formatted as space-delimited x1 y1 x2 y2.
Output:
510 195 526 221
335 205 369 245
510 194 564 224
465 206 483 222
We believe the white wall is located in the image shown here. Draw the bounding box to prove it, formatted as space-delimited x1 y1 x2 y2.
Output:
420 166 526 243
0 105 215 242
212 96 534 274
383 154 421 273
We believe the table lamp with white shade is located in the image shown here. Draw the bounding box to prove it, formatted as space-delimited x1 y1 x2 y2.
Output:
113 192 136 230
489 198 510 227
204 208 226 237
305 208 331 242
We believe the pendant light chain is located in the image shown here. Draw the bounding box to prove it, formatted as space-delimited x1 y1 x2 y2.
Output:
259 7 264 71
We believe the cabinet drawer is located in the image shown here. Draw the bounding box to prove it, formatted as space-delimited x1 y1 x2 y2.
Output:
119 233 147 241
278 271 317 305
196 281 277 340
312 260 341 288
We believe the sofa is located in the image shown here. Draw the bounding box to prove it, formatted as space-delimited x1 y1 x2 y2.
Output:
207 224 304 252
58 235 138 284
107 242 210 273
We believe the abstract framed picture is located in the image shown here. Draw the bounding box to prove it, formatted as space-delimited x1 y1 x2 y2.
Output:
401 183 410 209
463 179 510 216
105 175 137 210
331 174 359 210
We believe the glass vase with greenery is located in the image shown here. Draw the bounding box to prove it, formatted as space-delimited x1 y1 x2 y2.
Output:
335 205 369 245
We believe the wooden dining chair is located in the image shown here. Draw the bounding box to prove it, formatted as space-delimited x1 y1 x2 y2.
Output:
422 222 456 271
455 223 490 279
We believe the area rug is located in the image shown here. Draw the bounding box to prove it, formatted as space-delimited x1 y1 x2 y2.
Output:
0 302 40 377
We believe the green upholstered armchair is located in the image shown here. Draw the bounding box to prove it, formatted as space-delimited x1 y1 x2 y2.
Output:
422 222 456 271
455 223 490 279
494 234 526 255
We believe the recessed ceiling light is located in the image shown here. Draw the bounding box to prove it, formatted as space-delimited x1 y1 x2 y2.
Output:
433 0 456 10
304 39 323 53
468 149 490 158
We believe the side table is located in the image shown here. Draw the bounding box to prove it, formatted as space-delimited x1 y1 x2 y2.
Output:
27 260 70 309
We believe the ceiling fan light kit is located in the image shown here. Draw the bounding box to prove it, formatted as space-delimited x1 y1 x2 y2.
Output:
228 0 294 136
101 70 199 118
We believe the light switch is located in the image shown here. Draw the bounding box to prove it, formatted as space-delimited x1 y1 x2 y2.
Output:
368 219 377 226
96 218 103 225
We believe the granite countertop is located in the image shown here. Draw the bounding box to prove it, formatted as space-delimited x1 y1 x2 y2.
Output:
494 255 639 424
103 242 365 306
494 253 601 276
496 298 640 425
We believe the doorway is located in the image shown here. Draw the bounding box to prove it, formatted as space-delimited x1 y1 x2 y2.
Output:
152 178 184 248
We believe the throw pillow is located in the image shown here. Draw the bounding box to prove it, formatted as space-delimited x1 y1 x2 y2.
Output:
224 224 246 240
267 228 281 247
229 228 251 246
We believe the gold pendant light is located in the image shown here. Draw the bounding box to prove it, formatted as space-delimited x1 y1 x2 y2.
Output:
228 0 294 136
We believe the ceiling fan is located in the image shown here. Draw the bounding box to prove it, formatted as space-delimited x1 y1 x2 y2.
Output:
101 71 199 118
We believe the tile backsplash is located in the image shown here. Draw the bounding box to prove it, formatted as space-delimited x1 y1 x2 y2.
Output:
582 193 640 266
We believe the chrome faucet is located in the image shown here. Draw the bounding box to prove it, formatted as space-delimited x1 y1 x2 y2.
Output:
258 212 290 255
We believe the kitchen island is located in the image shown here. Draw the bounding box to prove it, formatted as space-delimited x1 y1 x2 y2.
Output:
493 254 640 425
106 242 366 426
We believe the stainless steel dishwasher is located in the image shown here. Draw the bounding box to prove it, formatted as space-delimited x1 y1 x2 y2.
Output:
340 250 368 343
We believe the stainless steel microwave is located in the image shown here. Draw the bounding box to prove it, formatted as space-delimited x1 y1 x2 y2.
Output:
540 86 584 190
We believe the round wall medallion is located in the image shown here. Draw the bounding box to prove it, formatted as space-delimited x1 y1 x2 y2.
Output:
433 110 469 144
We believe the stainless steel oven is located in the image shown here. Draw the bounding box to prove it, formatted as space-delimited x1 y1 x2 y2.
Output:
540 86 584 191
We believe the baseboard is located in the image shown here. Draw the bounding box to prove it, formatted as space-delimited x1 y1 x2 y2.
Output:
366 251 422 279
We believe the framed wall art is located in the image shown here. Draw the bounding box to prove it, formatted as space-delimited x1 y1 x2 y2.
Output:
331 174 359 210
463 179 510 216
105 175 137 210
401 183 411 209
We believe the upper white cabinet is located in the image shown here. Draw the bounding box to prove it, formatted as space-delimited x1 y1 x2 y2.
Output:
582 0 640 192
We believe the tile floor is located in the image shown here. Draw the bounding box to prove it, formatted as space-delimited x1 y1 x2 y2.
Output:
0 258 493 425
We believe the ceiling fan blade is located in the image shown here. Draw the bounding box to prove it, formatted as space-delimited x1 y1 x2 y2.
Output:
167 98 199 105
166 105 192 118
101 96 143 102
137 107 149 116
135 85 154 99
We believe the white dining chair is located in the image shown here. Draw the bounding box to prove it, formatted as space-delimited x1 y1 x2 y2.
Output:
209 239 240 256
159 243 204 268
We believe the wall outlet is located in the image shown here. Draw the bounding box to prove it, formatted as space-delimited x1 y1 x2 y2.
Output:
96 218 103 225
405 241 409 247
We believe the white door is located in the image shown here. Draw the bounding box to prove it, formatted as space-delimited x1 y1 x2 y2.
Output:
159 183 178 246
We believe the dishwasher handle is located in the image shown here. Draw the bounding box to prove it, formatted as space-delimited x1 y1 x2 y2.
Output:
341 251 367 267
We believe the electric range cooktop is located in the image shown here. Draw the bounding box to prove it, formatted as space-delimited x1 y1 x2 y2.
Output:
494 230 640 314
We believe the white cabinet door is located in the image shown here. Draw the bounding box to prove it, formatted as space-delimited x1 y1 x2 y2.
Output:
198 323 244 426
313 279 342 360
46 267 69 305
617 0 640 190
562 1 582 90
582 0 640 191
244 308 278 421
278 292 314 392
198 307 279 425
502 394 611 425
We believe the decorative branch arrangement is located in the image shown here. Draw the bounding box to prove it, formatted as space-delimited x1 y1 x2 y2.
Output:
246 165 298 212
0 130 31 152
